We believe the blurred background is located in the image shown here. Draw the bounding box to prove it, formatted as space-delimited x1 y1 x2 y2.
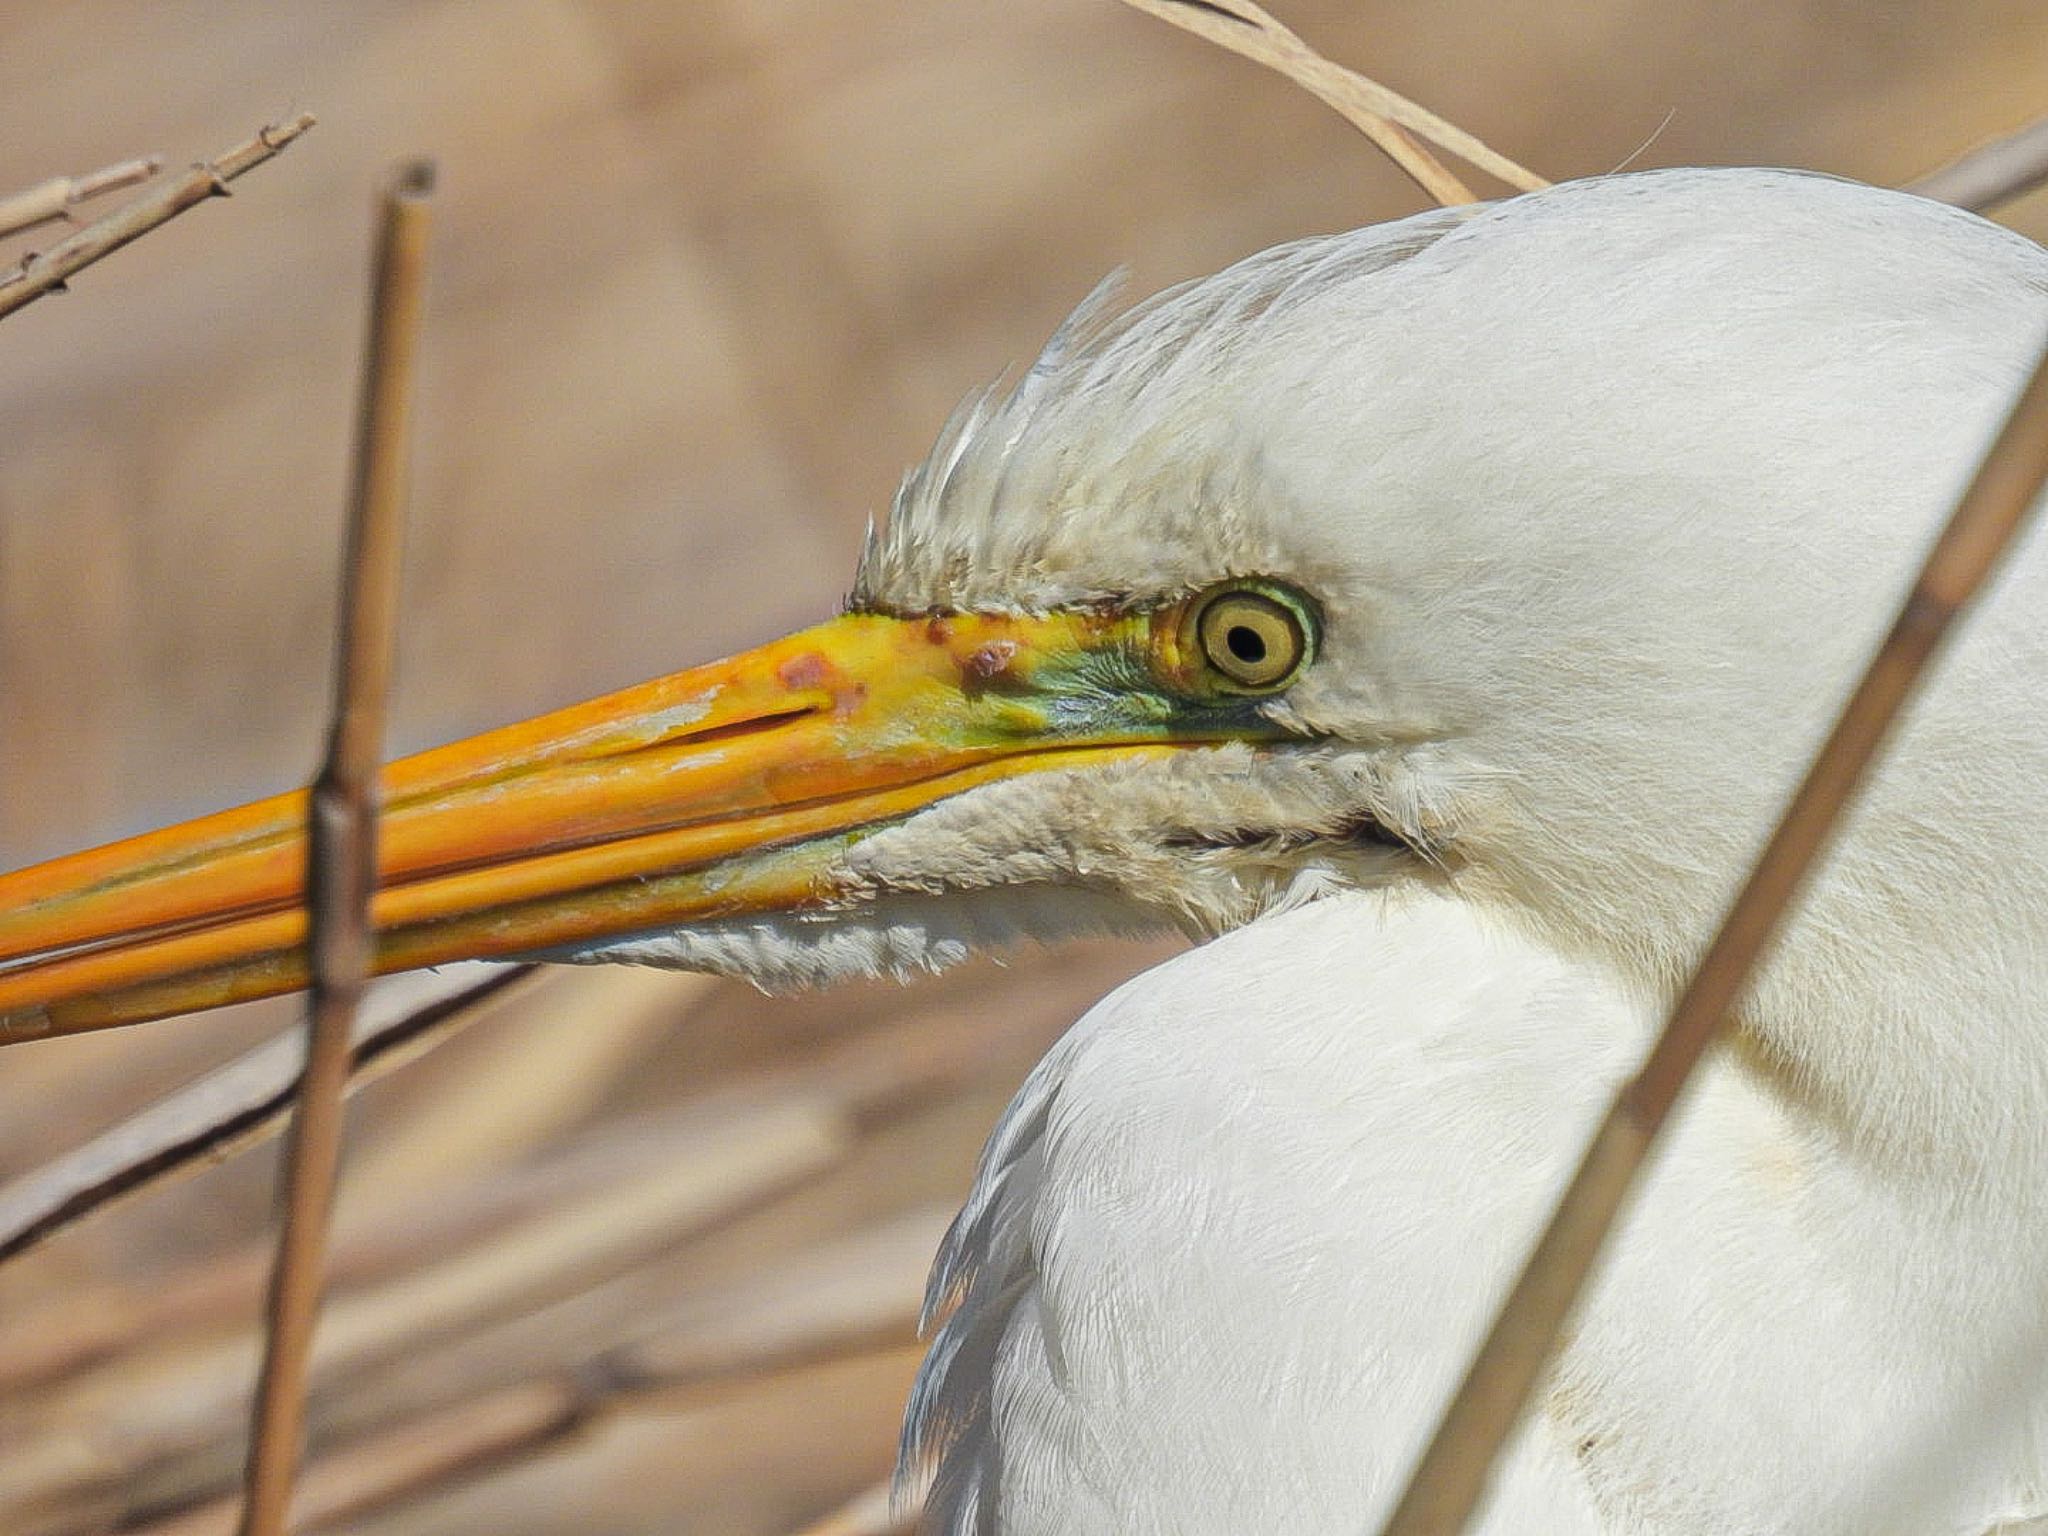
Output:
0 2 2043 1532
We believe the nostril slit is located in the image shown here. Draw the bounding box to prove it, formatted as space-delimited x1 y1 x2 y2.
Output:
671 705 818 748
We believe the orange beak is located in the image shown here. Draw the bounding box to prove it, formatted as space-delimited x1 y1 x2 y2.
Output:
0 604 1262 1042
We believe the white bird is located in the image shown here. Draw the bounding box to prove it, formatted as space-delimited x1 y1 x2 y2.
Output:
2 168 2047 1531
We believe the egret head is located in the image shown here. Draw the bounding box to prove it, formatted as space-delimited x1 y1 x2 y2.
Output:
4 167 2042 1035
698 166 2046 995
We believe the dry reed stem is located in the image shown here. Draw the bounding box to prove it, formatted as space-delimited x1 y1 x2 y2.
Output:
126 1381 586 1536
1118 0 1547 204
238 158 435 1536
298 1003 1065 1437
126 1345 923 1536
0 966 529 1269
1378 338 2048 1536
0 154 162 241
294 1102 846 1395
0 956 1004 1381
0 940 1009 1285
340 968 712 1197
0 994 1037 1524
0 1103 854 1525
596 1202 949 1390
1908 113 2048 212
305 1187 934 1468
790 1478 913 1536
0 991 682 1395
0 975 1066 1525
0 116 312 321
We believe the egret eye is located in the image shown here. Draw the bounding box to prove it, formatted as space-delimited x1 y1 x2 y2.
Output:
1192 585 1311 691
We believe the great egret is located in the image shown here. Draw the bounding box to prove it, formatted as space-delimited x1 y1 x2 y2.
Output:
2 168 2046 1530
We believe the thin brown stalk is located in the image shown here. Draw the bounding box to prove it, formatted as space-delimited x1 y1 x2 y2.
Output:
790 1478 912 1536
0 943 1056 1290
120 1345 922 1536
1378 337 2048 1536
0 966 533 1272
595 1202 949 1392
341 968 710 1195
0 154 162 241
126 1381 586 1536
0 985 1053 1522
0 1101 854 1524
0 1003 692 1393
1117 0 1548 204
0 117 312 322
1907 114 2048 213
237 159 435 1536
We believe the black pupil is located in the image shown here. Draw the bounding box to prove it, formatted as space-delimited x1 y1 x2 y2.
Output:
1226 624 1268 665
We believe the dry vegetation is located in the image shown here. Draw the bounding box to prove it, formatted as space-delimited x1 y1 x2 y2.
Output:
3 3 2048 1533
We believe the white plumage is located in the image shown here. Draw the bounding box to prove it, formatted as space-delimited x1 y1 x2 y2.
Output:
909 896 1615 1534
905 895 2048 1533
800 169 2048 1532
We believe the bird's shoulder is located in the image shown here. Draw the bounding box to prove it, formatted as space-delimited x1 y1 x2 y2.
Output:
901 892 1625 1534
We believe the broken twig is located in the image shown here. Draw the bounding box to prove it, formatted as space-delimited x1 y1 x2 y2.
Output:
0 154 162 241
0 116 312 322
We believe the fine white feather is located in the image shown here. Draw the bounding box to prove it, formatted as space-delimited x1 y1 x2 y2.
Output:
904 894 2048 1534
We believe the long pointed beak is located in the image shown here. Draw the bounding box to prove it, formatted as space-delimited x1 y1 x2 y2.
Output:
0 607 1241 1041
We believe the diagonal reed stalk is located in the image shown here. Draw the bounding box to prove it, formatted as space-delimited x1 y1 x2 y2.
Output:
1118 0 1547 205
0 967 532 1267
0 117 312 321
1908 112 2048 212
1376 336 2048 1535
236 158 436 1536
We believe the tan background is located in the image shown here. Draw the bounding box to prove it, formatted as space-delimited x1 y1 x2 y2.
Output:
0 3 2044 1532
